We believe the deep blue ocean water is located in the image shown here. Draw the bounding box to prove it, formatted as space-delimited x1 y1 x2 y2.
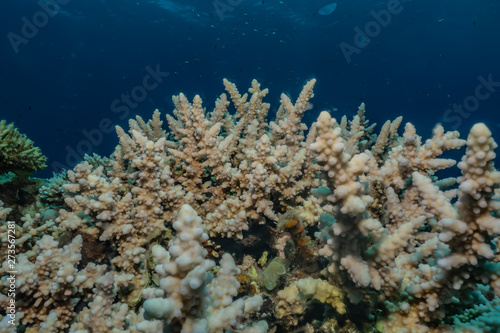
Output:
1 0 499 178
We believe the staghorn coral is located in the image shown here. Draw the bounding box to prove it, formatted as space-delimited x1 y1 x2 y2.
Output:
311 110 500 332
0 120 46 175
0 79 320 332
137 204 266 333
69 272 141 333
0 209 61 263
4 80 500 333
60 78 320 248
369 121 466 190
60 143 182 302
438 123 500 267
161 78 320 236
48 79 320 312
0 235 107 332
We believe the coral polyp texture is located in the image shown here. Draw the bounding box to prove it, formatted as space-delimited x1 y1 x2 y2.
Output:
0 120 46 175
311 111 500 332
1 79 500 333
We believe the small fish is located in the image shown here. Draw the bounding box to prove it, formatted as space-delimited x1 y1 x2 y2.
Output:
437 18 445 23
319 3 337 16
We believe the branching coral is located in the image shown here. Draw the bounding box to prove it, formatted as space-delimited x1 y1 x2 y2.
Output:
311 110 500 332
69 272 141 332
50 79 319 310
0 235 106 332
137 204 266 333
0 120 46 175
61 142 182 302
4 80 500 333
161 78 320 236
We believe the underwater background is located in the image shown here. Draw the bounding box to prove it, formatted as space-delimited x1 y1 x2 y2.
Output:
1 0 499 177
3 1 500 332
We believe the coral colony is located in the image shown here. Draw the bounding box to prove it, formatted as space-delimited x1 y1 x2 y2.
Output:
1 79 500 332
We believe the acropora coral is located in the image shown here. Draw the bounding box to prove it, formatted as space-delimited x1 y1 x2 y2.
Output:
1 79 500 333
0 120 46 176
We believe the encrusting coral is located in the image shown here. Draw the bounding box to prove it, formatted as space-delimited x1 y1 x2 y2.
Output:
2 79 500 333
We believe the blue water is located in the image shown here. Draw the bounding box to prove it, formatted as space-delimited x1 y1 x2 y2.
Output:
1 0 499 177
319 3 338 15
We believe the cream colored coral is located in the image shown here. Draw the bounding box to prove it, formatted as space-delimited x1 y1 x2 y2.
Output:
70 272 140 333
162 79 319 236
296 277 346 314
372 116 402 162
275 283 305 321
0 235 106 331
312 108 500 332
375 123 466 189
439 123 500 269
128 109 169 142
167 93 224 201
59 134 185 304
298 195 323 226
269 78 315 149
62 131 185 270
310 111 373 216
138 205 265 332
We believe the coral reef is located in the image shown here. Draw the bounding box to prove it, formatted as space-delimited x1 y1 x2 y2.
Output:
0 121 47 224
1 79 500 333
138 204 266 332
311 111 500 332
0 120 46 176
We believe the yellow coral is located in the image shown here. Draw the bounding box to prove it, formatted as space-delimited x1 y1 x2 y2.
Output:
296 277 346 315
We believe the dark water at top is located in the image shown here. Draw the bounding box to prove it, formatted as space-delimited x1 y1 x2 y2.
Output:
1 0 499 177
